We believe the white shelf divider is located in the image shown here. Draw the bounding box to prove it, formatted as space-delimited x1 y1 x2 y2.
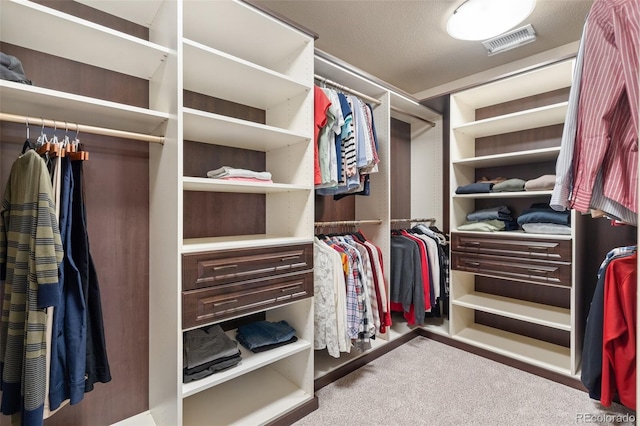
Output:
452 146 560 167
453 190 553 199
453 102 568 138
182 107 309 150
1 0 169 80
451 230 572 241
75 0 164 27
453 292 571 331
182 331 310 398
182 177 311 194
182 235 313 254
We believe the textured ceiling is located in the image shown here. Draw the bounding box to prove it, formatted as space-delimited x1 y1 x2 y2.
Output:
253 0 593 98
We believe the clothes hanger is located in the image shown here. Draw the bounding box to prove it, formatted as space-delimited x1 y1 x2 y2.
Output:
67 123 89 161
21 117 34 154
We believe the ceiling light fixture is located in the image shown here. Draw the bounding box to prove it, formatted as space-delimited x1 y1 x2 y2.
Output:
446 0 537 41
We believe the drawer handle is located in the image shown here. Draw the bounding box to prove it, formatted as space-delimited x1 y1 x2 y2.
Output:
527 268 549 274
281 256 300 262
213 299 238 307
213 264 238 271
463 242 480 246
281 285 302 293
528 246 549 250
465 261 480 266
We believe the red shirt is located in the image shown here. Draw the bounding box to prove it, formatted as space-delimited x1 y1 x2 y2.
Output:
570 0 639 214
601 252 637 409
314 86 331 185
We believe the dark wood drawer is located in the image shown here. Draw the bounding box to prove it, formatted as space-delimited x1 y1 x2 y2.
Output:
451 233 571 262
451 252 572 287
182 271 313 329
182 243 313 291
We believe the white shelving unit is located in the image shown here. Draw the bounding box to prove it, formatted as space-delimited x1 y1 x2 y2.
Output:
449 57 583 377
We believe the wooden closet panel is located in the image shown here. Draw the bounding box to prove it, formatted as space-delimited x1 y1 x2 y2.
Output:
0 44 149 108
475 311 571 348
314 195 355 222
184 91 265 123
30 0 149 39
0 124 151 426
183 192 266 238
475 124 563 157
475 88 570 120
390 118 411 219
183 141 266 179
475 276 570 309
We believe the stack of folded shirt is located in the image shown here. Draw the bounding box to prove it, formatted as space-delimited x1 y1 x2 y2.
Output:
455 177 506 194
207 166 273 183
458 205 517 232
524 174 556 191
517 202 571 235
183 324 242 383
236 320 298 353
491 178 526 193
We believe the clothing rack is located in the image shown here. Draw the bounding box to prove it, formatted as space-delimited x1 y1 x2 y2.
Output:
314 74 382 106
315 219 383 227
0 112 165 144
390 218 436 224
314 73 436 128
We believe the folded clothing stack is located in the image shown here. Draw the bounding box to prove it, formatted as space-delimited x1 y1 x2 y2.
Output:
524 174 556 191
183 324 242 383
458 205 518 232
517 202 571 235
236 320 298 353
207 166 273 183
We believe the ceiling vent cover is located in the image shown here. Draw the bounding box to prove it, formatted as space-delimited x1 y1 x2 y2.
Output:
482 24 536 55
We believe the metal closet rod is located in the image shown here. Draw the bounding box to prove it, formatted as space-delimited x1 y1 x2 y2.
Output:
389 218 436 224
0 112 164 144
314 74 382 106
314 74 435 127
314 219 383 227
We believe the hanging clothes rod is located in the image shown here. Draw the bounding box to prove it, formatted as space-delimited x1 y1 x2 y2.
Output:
389 105 436 128
0 112 165 144
314 219 383 227
389 218 436 224
314 74 382 106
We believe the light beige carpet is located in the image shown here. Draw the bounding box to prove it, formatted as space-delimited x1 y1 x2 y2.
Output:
295 337 636 426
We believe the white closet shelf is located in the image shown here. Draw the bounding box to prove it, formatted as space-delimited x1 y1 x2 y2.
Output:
183 108 309 150
182 177 312 194
75 0 164 27
453 190 553 199
182 331 310 398
0 80 168 135
1 0 169 80
184 0 310 75
453 292 571 331
452 146 560 167
451 230 572 241
454 324 571 374
453 102 568 138
183 367 313 426
182 235 313 254
183 39 310 111
453 59 574 109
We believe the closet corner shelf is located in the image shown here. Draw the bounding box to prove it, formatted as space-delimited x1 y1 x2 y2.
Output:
452 190 553 199
183 39 311 111
182 235 314 254
453 102 568 138
75 0 164 27
182 177 312 194
453 324 572 375
183 107 310 150
182 331 311 398
2 0 169 80
452 146 561 167
453 292 571 331
0 80 169 135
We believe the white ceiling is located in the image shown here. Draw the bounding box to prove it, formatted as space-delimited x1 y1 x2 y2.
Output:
253 0 593 100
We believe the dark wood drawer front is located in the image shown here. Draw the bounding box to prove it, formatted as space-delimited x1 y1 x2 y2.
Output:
182 244 313 291
451 252 572 287
452 233 571 261
182 272 313 329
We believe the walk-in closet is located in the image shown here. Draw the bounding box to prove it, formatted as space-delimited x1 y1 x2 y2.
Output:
0 0 637 425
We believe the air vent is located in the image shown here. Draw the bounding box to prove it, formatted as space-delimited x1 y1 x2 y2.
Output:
482 24 537 56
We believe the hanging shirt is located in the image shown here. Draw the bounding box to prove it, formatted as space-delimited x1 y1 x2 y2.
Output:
314 86 331 186
569 0 639 215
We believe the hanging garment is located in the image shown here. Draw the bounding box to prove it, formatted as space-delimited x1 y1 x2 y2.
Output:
0 150 64 424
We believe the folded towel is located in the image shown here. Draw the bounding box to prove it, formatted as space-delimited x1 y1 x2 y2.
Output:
522 223 572 235
207 166 272 181
458 220 506 232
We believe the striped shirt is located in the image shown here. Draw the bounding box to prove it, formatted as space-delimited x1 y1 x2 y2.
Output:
569 0 639 215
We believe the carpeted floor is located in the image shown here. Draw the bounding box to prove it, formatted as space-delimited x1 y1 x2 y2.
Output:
295 337 636 426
